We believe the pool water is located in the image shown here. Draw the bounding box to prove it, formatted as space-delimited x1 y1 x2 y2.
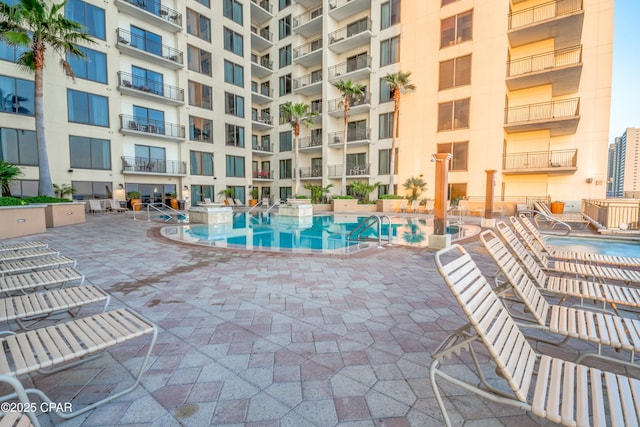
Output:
546 236 640 258
161 213 461 253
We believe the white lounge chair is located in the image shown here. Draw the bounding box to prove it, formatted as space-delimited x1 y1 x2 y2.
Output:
0 375 40 426
0 268 85 295
0 242 48 253
409 200 419 213
534 201 589 228
399 199 408 212
0 247 59 263
0 256 77 277
88 199 106 214
108 199 127 213
432 244 640 427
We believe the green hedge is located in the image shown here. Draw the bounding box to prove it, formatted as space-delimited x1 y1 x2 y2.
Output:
333 195 355 199
0 197 26 206
378 194 404 199
21 196 72 204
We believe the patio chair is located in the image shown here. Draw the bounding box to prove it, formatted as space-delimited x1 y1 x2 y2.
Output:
0 375 40 426
107 199 127 213
0 308 157 423
495 221 640 314
518 213 640 268
88 199 106 214
534 201 589 228
432 244 640 427
399 199 408 212
0 267 84 295
0 242 48 253
0 256 77 277
409 200 419 213
0 248 59 263
478 229 640 370
234 198 246 207
509 216 640 284
423 199 435 214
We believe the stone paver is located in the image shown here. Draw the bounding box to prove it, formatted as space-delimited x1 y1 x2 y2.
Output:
0 213 619 426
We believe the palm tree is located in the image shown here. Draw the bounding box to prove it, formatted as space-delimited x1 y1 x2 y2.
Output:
383 71 415 194
0 160 23 196
0 0 94 196
333 80 364 195
280 102 317 196
403 176 427 202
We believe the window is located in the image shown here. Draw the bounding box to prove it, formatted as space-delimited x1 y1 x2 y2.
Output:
223 27 243 56
279 45 291 68
279 159 292 179
379 112 394 139
348 120 368 141
279 0 291 10
130 26 162 56
67 89 109 126
279 186 292 201
187 45 212 76
441 10 473 48
0 128 37 165
69 136 110 170
448 183 467 202
135 144 165 162
226 155 245 177
194 0 209 8
190 185 215 207
223 0 243 25
347 18 369 37
438 141 468 171
346 153 366 172
226 123 245 147
189 116 212 142
132 105 165 134
187 9 211 42
378 149 398 175
279 15 291 39
72 181 112 200
279 131 292 152
131 66 163 96
66 47 107 84
0 38 28 63
380 78 393 103
279 74 292 96
190 150 214 176
381 0 400 30
438 98 470 131
225 92 245 117
189 81 212 110
0 76 34 116
380 36 400 66
346 52 368 72
65 0 105 40
224 60 244 87
439 55 471 90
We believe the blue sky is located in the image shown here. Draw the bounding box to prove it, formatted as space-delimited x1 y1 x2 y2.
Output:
609 1 639 143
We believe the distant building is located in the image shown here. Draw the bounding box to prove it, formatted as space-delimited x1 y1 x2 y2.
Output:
607 128 640 198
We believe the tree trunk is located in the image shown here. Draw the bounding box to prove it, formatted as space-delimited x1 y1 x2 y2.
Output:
34 63 54 196
341 102 350 196
388 92 400 195
294 126 300 196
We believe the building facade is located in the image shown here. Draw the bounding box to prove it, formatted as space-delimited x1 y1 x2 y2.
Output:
607 128 640 198
0 0 613 207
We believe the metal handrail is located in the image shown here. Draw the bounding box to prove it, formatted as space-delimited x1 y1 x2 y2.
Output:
265 200 281 213
133 202 184 222
347 214 391 249
530 209 572 235
247 200 263 214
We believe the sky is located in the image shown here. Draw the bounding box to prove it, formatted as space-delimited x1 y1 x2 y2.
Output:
609 0 639 143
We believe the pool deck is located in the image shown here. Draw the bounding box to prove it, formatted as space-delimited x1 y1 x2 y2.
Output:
1 213 627 426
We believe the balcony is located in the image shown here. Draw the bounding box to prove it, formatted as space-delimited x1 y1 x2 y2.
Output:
251 26 273 51
506 45 582 96
295 0 321 8
328 0 371 21
252 113 274 131
119 114 185 142
251 54 274 79
502 149 578 175
114 0 182 32
293 39 322 67
293 72 322 96
328 164 370 178
293 6 322 38
117 72 184 106
299 135 323 151
328 128 371 148
504 98 580 136
328 19 373 54
121 156 187 176
328 55 372 82
250 0 273 25
116 28 183 70
252 170 274 180
328 92 371 117
252 141 274 156
251 82 273 105
508 0 584 48
300 166 323 179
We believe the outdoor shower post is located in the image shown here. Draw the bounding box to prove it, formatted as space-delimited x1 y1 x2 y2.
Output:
429 153 453 249
482 170 497 228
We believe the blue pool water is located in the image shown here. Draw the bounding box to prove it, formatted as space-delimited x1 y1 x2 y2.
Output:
546 236 640 258
161 213 459 253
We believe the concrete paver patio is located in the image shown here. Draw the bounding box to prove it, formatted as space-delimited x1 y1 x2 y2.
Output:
1 214 619 426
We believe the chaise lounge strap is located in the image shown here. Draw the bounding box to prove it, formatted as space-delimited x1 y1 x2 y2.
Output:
0 242 47 253
0 257 77 277
0 268 84 295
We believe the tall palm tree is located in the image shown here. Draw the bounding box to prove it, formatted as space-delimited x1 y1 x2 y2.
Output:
0 0 94 196
383 71 415 194
333 79 364 195
280 102 317 196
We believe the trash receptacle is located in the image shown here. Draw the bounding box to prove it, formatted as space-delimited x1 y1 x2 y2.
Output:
178 200 185 210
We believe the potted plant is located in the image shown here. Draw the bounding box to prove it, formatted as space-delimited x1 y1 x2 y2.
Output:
0 160 23 196
218 188 234 205
169 192 178 209
249 188 259 206
53 183 75 199
550 200 565 214
127 191 142 211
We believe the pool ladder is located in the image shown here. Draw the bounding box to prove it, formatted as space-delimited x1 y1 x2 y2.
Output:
347 215 392 250
134 202 187 222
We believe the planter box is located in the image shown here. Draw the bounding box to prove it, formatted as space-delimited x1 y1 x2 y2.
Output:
332 199 358 212
550 202 565 214
312 204 332 212
287 199 311 206
44 202 86 228
0 205 46 240
356 204 377 212
376 199 404 212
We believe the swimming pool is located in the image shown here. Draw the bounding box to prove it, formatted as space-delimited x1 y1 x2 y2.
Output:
546 236 640 257
160 213 466 254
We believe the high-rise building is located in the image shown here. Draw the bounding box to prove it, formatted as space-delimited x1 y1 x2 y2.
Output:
0 0 613 207
607 128 640 198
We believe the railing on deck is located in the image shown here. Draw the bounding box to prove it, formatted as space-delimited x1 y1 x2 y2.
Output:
582 199 640 230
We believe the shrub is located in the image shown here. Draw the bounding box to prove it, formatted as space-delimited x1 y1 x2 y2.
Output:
379 194 403 199
0 196 26 206
22 196 71 204
295 195 309 199
333 195 355 199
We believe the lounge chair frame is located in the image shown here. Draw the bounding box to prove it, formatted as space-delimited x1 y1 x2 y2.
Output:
0 257 77 277
0 242 48 253
0 268 84 296
0 248 60 263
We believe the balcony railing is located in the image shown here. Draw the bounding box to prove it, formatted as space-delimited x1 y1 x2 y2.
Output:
502 149 577 171
299 135 323 149
328 164 371 177
583 199 640 230
504 98 580 124
251 25 273 42
293 39 322 59
311 103 322 115
117 0 182 26
328 56 372 79
293 72 322 90
508 0 583 30
328 92 372 113
251 83 273 98
293 6 322 28
119 114 185 139
328 19 372 44
118 71 184 102
507 46 582 77
251 0 272 14
300 166 323 178
251 54 273 70
252 141 273 152
252 170 274 179
121 156 186 175
116 28 183 65
328 128 371 145
252 113 274 125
